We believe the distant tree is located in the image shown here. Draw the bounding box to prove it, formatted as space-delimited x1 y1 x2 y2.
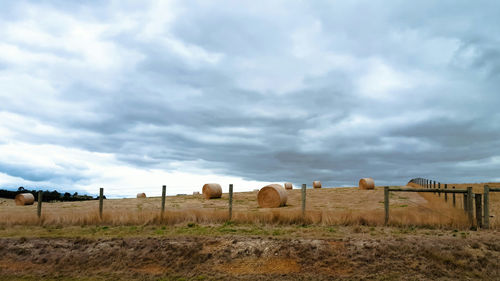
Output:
0 187 96 201
47 190 61 201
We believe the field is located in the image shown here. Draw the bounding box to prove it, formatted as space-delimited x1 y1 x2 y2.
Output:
1 183 500 280
3 183 500 228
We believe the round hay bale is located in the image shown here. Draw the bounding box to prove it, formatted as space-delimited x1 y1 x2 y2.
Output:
284 182 293 190
359 178 375 190
15 193 34 206
406 182 419 188
202 183 222 199
313 181 322 189
193 191 200 195
257 184 287 208
136 193 146 198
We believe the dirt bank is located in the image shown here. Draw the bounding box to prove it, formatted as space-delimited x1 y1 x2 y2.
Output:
0 234 499 280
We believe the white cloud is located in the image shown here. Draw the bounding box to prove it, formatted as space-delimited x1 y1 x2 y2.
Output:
357 59 415 99
0 141 269 198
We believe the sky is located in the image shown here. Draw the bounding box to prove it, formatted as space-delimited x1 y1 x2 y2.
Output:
0 0 499 198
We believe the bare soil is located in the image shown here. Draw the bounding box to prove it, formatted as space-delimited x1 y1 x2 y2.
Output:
1 232 499 281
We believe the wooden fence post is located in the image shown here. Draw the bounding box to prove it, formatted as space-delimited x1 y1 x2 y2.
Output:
229 184 233 221
475 194 482 228
99 187 104 220
161 185 166 220
484 185 489 229
37 191 43 218
301 184 306 218
467 187 473 226
438 182 441 197
463 193 468 211
444 184 448 202
384 186 389 225
452 186 456 207
433 181 436 194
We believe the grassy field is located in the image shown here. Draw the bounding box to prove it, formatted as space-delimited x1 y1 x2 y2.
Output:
1 183 499 228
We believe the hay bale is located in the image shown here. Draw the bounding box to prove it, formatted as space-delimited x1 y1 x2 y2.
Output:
202 183 222 199
136 193 146 198
406 182 419 188
284 182 293 190
15 193 34 206
359 178 375 190
313 181 322 189
193 191 200 195
257 184 287 208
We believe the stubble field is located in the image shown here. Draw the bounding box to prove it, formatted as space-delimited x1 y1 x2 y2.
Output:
3 183 499 227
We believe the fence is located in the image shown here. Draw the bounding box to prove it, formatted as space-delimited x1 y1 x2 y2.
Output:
23 180 499 230
484 185 500 229
403 178 499 229
33 184 311 224
384 186 469 225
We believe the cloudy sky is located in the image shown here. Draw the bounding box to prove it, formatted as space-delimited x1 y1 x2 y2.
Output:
1 1 499 197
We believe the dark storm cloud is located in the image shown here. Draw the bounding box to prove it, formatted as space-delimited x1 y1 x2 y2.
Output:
0 0 499 190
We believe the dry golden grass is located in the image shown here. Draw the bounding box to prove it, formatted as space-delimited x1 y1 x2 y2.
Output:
410 181 500 228
0 184 498 229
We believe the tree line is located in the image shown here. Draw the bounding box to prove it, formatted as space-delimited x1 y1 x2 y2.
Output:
0 187 102 202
